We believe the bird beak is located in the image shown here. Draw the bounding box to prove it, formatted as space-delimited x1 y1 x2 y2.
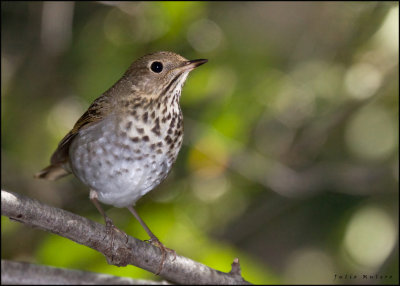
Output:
180 59 208 72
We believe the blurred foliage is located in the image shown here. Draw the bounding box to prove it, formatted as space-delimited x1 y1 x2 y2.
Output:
1 1 398 284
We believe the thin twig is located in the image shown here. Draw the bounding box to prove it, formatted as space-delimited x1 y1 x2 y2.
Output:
230 258 242 276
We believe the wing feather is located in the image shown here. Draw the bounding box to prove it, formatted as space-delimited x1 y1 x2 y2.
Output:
36 94 112 180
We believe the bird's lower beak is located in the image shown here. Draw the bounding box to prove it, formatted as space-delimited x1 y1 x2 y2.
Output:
180 59 208 72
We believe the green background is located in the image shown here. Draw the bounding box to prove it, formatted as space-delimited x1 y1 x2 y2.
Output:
1 1 398 284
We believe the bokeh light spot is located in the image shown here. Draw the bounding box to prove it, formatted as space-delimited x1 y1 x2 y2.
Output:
345 105 397 160
283 248 334 284
345 62 382 100
273 80 315 128
187 19 224 53
373 6 399 55
191 173 229 202
46 96 86 140
343 205 397 270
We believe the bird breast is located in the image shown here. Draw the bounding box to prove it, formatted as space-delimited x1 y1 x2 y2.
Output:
68 93 184 208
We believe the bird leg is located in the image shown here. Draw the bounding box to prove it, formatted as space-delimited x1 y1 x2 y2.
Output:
127 205 176 275
89 190 128 247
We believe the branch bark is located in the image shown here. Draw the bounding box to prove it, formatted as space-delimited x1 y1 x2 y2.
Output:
1 189 250 285
1 260 169 285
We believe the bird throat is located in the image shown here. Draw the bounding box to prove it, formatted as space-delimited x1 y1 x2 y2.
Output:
164 71 189 98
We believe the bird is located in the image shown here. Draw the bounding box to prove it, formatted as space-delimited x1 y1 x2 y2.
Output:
35 51 208 274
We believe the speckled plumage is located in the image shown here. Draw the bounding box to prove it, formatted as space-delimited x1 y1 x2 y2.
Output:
35 51 207 272
69 68 186 207
36 51 206 206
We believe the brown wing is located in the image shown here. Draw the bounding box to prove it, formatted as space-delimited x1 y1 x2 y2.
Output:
35 95 112 180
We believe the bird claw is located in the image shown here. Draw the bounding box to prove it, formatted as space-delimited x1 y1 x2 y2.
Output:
103 217 129 264
105 217 128 242
145 237 176 275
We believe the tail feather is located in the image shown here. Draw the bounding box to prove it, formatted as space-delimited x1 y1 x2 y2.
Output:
34 165 70 181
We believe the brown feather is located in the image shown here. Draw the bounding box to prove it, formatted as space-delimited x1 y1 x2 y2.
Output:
36 93 113 180
34 164 69 180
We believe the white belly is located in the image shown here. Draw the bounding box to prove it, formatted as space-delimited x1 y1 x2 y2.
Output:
68 115 178 208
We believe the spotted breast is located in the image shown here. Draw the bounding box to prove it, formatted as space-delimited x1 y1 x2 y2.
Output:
68 73 186 208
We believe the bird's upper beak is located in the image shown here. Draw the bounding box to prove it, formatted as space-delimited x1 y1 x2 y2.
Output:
179 59 208 72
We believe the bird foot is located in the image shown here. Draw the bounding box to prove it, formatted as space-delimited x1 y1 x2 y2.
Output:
105 217 129 243
103 217 129 264
145 237 176 275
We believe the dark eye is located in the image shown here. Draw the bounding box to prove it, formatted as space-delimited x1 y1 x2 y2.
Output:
150 61 163 73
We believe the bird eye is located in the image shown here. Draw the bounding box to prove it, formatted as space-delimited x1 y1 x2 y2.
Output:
150 61 163 73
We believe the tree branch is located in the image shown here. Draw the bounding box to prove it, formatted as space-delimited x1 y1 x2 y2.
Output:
1 189 250 285
1 260 169 285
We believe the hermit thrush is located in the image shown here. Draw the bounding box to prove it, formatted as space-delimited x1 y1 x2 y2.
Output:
35 51 207 273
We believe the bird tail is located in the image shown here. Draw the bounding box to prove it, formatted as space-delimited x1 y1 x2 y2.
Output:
34 164 70 181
